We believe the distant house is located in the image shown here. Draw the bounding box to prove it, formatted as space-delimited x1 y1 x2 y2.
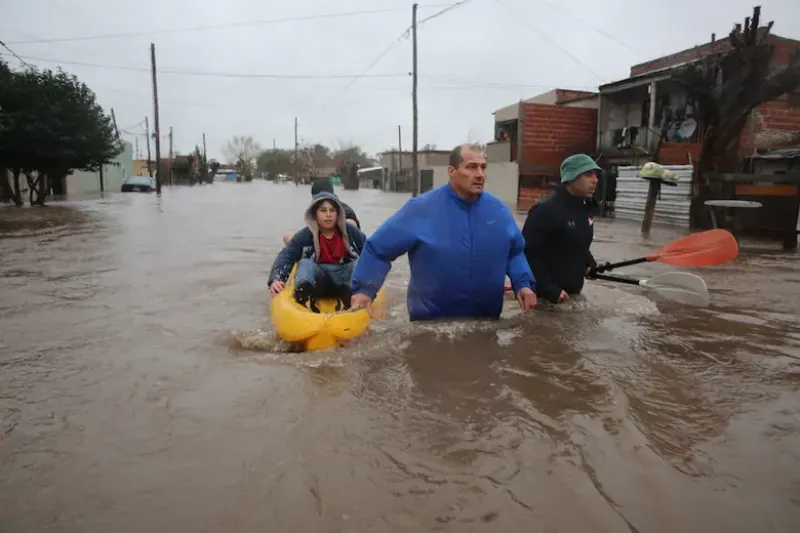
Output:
378 149 451 193
482 88 600 210
65 140 134 196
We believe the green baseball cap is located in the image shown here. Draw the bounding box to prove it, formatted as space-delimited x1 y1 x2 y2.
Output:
560 154 601 183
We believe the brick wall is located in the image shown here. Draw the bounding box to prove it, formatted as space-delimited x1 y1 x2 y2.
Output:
520 103 598 169
657 141 703 165
555 89 597 104
630 32 795 77
739 97 800 157
518 103 597 208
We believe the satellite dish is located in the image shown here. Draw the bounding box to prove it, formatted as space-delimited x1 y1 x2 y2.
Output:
678 118 697 139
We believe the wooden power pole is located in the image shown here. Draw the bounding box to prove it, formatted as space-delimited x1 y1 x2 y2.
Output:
150 43 162 194
144 116 152 176
294 117 299 185
398 124 403 174
110 108 120 140
411 3 419 197
168 126 173 184
202 133 207 162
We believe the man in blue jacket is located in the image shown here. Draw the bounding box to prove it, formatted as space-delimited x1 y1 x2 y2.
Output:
349 144 537 320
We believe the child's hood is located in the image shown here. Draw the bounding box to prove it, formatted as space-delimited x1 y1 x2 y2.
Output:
304 191 348 236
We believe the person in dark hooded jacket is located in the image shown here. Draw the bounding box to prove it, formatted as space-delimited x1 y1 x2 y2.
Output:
283 179 360 245
269 192 366 311
522 154 600 304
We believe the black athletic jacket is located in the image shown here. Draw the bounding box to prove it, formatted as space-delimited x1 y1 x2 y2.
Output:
521 185 597 303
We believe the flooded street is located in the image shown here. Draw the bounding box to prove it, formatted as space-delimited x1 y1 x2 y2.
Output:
2 181 800 532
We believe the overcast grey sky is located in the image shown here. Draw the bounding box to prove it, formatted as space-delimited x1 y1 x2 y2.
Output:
2 0 798 161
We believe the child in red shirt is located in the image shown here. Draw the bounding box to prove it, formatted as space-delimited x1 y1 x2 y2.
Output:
268 192 366 312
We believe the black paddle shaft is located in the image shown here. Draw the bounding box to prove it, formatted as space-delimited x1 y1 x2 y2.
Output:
596 257 648 273
592 273 642 286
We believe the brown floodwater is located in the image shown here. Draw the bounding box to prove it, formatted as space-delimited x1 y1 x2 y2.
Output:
1 181 799 532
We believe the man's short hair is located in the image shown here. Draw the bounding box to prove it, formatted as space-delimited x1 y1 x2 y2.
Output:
448 143 485 168
311 178 334 196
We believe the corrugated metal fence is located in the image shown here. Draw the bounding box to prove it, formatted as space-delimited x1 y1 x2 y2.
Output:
614 165 693 228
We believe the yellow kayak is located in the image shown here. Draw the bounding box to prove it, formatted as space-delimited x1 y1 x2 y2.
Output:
270 263 387 351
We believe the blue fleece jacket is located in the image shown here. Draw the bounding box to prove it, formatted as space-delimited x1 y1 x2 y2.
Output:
350 184 535 321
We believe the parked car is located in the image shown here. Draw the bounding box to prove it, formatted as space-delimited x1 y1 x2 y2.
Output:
121 176 156 193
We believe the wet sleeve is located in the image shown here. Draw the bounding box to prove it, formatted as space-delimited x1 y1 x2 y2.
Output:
268 232 305 286
351 226 367 255
505 213 536 293
350 200 421 300
522 205 562 303
587 250 598 272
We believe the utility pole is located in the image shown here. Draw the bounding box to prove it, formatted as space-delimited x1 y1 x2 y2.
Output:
168 126 174 185
273 138 276 150
398 124 404 174
411 3 419 197
135 136 139 160
110 108 120 139
150 43 163 194
293 117 299 185
202 133 207 162
144 116 152 177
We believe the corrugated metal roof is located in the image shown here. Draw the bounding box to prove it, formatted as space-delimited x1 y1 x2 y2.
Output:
613 165 693 228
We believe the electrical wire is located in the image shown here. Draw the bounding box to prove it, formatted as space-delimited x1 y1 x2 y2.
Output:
4 4 452 45
312 0 476 114
0 40 30 67
418 0 473 24
423 75 598 90
15 54 411 80
493 0 605 83
531 0 638 54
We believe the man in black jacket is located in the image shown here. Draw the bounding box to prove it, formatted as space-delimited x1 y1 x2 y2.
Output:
522 154 600 304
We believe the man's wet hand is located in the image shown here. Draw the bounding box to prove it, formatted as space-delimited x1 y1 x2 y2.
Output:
516 287 537 312
350 293 373 317
557 290 571 303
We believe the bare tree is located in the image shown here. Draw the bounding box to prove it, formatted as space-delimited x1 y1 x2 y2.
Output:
222 135 262 181
671 6 800 225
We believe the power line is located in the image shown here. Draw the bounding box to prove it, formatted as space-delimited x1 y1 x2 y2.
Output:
4 4 452 45
16 55 411 80
312 29 412 114
423 75 598 90
0 40 30 67
313 0 475 114
532 0 638 54
493 0 605 83
91 76 595 115
418 0 473 24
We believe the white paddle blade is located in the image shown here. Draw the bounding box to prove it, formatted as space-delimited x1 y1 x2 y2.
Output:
640 272 710 307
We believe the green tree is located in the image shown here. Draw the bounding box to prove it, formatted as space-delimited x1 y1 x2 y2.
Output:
256 148 292 179
171 157 192 183
0 60 121 205
331 143 373 168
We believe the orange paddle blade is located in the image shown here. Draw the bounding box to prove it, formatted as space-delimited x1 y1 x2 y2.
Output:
648 229 739 267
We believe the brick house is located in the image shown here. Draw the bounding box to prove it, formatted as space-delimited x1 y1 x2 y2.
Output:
487 89 599 210
596 31 800 168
